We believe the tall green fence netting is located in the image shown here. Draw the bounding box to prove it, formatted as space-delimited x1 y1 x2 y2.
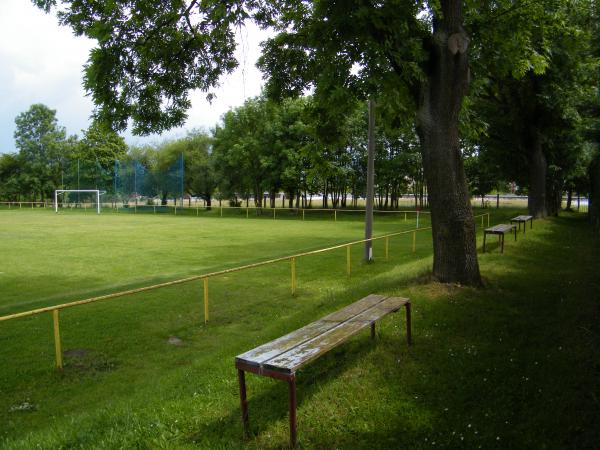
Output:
59 154 184 207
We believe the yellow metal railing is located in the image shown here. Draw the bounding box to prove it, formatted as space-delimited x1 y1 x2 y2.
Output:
102 204 431 222
0 212 489 370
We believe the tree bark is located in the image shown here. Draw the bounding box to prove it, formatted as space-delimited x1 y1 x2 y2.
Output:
527 129 547 218
416 0 481 286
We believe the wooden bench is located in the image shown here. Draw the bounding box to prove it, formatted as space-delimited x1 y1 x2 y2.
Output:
483 224 517 253
510 215 534 233
235 294 412 447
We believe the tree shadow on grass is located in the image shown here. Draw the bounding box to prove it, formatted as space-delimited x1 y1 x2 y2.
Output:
187 215 600 449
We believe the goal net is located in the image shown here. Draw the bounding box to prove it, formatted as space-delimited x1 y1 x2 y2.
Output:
54 190 103 214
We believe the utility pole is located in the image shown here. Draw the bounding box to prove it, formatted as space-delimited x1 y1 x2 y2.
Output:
365 99 375 262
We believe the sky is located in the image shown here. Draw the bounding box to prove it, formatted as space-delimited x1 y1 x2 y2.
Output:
0 0 270 154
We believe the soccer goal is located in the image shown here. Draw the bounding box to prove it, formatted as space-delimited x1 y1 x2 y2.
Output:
54 190 103 214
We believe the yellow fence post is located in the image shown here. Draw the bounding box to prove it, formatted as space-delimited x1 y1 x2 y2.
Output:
52 309 63 370
220 206 223 217
196 207 199 216
302 209 305 221
334 210 337 222
273 208 276 220
203 278 209 324
385 236 389 261
404 212 407 222
412 231 416 253
347 245 351 276
246 207 249 218
291 257 297 295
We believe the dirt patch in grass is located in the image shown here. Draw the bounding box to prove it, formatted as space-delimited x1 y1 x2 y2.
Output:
63 349 117 374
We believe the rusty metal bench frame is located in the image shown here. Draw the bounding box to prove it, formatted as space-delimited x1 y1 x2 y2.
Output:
483 224 517 253
235 294 412 447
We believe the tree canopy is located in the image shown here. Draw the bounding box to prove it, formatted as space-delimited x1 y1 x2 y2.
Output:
24 0 600 283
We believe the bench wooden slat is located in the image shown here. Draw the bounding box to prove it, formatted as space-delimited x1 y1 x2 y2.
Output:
236 294 387 366
263 321 366 373
319 294 387 322
485 224 515 233
249 296 409 374
235 320 336 367
347 297 408 322
511 215 533 221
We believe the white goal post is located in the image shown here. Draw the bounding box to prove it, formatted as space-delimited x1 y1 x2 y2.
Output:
54 190 102 214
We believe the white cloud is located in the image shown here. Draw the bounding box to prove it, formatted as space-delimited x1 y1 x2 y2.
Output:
0 0 272 153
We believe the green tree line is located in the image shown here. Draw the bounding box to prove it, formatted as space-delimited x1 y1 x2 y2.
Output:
0 98 428 209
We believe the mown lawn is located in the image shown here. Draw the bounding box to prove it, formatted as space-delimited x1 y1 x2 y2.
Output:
0 208 598 449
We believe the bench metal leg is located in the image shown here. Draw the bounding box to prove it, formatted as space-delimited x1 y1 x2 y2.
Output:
371 322 375 339
405 301 412 346
483 232 487 252
288 375 297 447
500 234 505 253
238 369 250 436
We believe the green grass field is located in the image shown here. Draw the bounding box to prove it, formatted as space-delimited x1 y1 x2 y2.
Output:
0 208 598 449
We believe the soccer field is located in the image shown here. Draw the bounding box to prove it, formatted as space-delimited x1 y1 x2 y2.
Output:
0 208 425 315
2 209 598 449
1 209 434 446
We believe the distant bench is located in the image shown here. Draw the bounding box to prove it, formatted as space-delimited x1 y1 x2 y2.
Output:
483 224 517 253
510 215 534 233
235 294 412 447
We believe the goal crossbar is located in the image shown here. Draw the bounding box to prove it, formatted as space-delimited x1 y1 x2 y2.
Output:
55 190 102 214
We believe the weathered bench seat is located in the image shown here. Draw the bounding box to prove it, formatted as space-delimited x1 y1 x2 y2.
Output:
510 215 534 233
235 294 412 447
483 224 517 253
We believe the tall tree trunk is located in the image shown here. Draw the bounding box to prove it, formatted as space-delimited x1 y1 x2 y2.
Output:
528 129 547 218
565 189 572 211
545 175 561 217
416 0 481 286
